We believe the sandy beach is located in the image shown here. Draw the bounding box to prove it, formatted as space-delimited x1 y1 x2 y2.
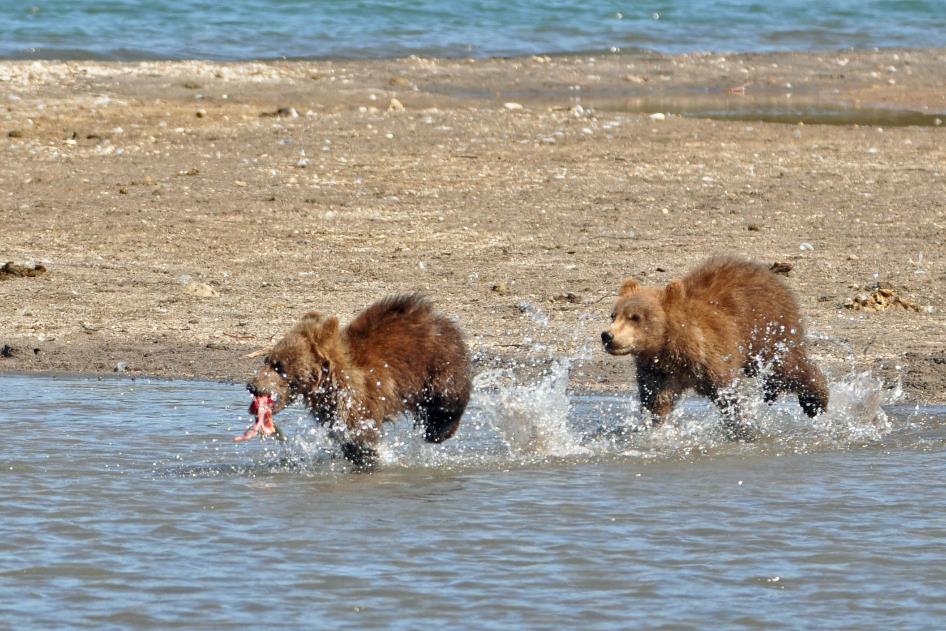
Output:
1 49 944 400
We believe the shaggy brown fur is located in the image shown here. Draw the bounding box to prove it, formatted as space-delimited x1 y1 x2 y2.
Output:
247 294 472 466
601 257 829 437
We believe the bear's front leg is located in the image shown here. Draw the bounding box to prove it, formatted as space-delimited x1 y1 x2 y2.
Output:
337 407 382 470
708 388 757 442
340 441 379 470
636 366 681 426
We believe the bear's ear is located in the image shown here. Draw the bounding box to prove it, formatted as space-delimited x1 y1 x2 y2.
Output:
321 316 340 339
301 310 323 322
663 279 686 304
619 278 641 297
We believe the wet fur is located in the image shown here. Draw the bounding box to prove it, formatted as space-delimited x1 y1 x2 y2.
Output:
603 257 829 436
248 294 472 466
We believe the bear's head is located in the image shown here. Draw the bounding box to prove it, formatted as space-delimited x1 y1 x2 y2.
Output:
601 278 684 356
246 311 342 415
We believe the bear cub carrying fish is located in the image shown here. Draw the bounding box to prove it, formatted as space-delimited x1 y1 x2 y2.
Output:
239 294 472 467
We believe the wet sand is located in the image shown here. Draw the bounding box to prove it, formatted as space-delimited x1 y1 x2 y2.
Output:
1 49 944 400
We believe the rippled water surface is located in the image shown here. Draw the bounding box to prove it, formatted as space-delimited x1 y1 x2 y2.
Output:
2 0 945 60
1 370 945 628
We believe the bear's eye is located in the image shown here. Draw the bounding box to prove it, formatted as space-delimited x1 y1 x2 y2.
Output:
610 311 617 322
272 361 284 375
630 313 642 323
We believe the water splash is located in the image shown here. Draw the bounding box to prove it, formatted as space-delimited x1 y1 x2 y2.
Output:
472 359 588 459
605 367 897 460
206 343 904 475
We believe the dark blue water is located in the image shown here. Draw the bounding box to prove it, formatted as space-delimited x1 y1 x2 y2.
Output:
1 0 945 61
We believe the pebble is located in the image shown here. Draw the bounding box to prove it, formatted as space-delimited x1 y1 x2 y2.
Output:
183 281 219 298
7 130 22 138
114 362 127 373
648 112 666 120
491 282 510 296
769 261 794 275
503 102 524 111
552 292 582 304
387 97 405 112
195 109 207 118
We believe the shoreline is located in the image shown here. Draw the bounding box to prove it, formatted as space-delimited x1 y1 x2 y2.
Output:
2 48 945 401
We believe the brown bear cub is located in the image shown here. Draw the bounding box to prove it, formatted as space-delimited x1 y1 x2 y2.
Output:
242 294 472 466
601 257 828 438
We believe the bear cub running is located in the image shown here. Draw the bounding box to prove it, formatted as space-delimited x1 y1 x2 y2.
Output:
242 294 472 466
602 257 828 437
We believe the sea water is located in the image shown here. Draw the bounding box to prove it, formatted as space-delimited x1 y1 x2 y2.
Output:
1 370 944 628
2 0 945 61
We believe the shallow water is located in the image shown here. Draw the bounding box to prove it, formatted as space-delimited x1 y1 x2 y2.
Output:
2 0 945 61
1 370 945 628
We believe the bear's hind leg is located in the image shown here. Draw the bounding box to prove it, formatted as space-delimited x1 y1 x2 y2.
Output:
777 347 829 417
796 361 829 418
418 393 468 443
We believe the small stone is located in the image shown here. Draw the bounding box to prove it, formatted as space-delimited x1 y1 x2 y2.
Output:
195 109 207 118
648 112 666 120
114 362 127 373
260 107 299 118
7 130 22 138
118 187 128 194
747 223 761 232
182 81 202 89
491 282 510 296
552 292 582 304
387 97 405 112
769 261 793 275
0 262 47 281
233 180 247 187
183 281 220 299
503 102 524 111
0 344 14 358
389 76 411 87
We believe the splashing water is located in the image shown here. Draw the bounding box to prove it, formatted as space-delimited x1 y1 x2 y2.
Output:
473 359 588 459
246 353 900 475
208 301 904 473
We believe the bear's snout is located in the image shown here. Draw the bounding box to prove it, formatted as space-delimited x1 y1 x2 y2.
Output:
246 382 265 396
601 331 613 346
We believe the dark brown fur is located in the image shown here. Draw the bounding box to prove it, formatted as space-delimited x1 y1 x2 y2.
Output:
601 257 828 437
247 294 472 466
